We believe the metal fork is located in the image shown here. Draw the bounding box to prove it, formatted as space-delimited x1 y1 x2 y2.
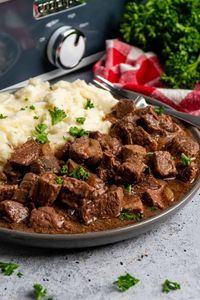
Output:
93 75 200 129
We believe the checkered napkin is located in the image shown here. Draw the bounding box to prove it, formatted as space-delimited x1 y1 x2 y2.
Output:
93 39 200 116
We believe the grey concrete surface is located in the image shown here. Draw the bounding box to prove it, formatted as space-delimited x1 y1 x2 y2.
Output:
0 189 199 300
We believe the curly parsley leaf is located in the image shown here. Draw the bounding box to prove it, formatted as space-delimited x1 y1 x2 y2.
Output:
84 99 94 109
49 107 67 125
162 279 181 293
33 283 48 300
76 117 86 125
55 176 63 185
69 127 89 138
119 211 143 222
114 273 140 292
60 165 68 175
0 114 8 119
180 153 192 166
125 184 132 193
0 262 18 276
30 105 35 110
35 124 49 144
69 166 90 181
154 106 165 116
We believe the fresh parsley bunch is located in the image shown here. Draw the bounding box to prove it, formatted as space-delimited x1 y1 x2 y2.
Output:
120 0 200 89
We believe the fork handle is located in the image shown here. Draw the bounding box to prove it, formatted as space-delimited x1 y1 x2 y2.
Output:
165 109 200 129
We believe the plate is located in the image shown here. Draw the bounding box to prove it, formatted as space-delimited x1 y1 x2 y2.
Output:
0 98 199 248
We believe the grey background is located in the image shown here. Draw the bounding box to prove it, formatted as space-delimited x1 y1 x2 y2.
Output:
0 70 199 300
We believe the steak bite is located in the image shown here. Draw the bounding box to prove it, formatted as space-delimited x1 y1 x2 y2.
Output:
37 173 62 206
30 207 64 230
79 186 123 224
138 113 161 133
55 141 71 160
61 177 95 199
3 162 23 184
30 156 60 174
112 99 136 119
89 132 121 155
131 126 158 150
178 162 198 183
110 117 136 144
172 135 199 158
143 188 165 209
122 194 144 214
119 160 147 183
9 139 41 167
69 137 103 167
153 151 177 177
0 200 29 223
97 152 121 182
12 173 39 203
121 145 147 161
0 184 18 201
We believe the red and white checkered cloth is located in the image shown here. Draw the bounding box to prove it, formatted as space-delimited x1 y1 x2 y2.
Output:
93 39 200 116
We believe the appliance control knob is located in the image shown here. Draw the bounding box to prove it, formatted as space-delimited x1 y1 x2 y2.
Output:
47 26 86 69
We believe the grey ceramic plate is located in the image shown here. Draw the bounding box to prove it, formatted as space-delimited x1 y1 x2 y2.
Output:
0 99 199 248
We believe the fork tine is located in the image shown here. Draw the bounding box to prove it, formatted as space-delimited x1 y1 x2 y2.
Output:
95 75 115 89
93 79 111 92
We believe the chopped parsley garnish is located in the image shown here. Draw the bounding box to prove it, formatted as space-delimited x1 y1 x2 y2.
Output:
34 116 39 120
125 184 132 193
146 152 154 156
24 97 29 102
84 99 94 109
69 166 90 181
49 107 67 125
149 206 158 212
119 211 143 222
0 262 18 276
33 283 48 300
20 106 28 111
114 273 140 292
154 106 164 115
60 165 68 175
148 167 152 175
17 272 23 278
35 124 49 144
76 117 86 125
69 127 89 138
0 113 7 119
30 105 35 110
180 153 192 166
162 279 181 293
55 176 63 185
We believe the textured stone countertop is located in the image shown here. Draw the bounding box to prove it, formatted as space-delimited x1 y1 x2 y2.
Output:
0 69 199 300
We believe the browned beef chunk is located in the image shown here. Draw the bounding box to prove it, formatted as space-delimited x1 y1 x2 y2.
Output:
110 117 135 144
97 152 121 182
138 113 161 133
37 173 62 206
131 126 158 150
143 188 165 209
0 184 18 201
30 207 64 230
172 135 199 158
132 175 161 195
79 186 123 224
3 162 23 183
30 156 60 174
121 145 147 162
178 162 198 183
69 137 103 167
112 99 136 119
0 172 7 183
41 143 54 156
9 139 41 166
67 159 79 173
118 160 147 183
55 141 71 160
122 195 144 213
12 173 39 203
136 105 158 118
159 115 178 132
86 174 106 197
153 151 177 177
0 200 29 223
89 132 121 155
62 177 95 199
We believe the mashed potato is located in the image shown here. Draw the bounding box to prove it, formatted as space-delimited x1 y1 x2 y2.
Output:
0 79 118 169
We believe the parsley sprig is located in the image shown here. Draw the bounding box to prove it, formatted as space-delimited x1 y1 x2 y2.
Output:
0 262 19 276
0 113 8 119
162 279 181 293
35 124 49 144
119 211 143 222
154 106 164 115
180 153 192 166
125 184 132 193
49 107 67 125
114 273 140 292
69 166 90 181
76 117 86 125
55 176 63 185
84 99 94 109
33 283 53 300
69 127 89 138
60 165 68 175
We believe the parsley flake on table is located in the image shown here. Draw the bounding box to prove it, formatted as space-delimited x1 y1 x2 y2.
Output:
69 166 90 181
17 272 23 278
154 106 165 115
33 283 49 300
60 165 68 175
162 279 181 293
49 107 67 125
180 153 192 166
0 262 18 276
76 117 86 125
69 127 89 138
84 99 94 109
114 273 140 292
35 124 49 144
0 113 8 119
55 176 63 185
119 211 143 222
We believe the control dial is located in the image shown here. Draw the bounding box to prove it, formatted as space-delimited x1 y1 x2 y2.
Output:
47 26 86 69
